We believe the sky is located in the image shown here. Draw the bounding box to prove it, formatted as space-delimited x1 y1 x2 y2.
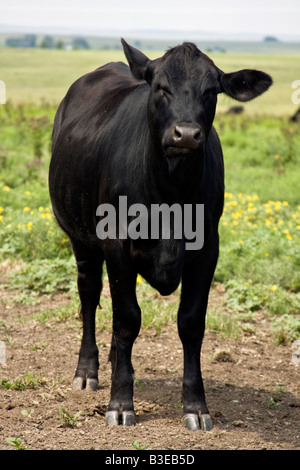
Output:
1 0 300 40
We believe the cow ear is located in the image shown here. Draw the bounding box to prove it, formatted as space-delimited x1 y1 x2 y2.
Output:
220 69 272 102
121 38 153 83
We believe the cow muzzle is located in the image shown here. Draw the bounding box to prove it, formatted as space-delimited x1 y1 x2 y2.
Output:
163 122 204 156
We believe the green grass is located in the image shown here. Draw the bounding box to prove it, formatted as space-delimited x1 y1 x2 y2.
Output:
0 48 299 342
1 48 126 105
1 48 300 115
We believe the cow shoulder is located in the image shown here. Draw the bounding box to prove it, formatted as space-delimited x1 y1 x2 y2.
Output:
53 62 142 138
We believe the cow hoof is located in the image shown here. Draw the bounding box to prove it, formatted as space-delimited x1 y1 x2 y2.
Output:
122 410 135 426
73 376 85 390
200 413 213 431
106 410 120 426
182 413 212 431
182 413 200 431
105 410 135 426
86 378 98 391
72 376 98 391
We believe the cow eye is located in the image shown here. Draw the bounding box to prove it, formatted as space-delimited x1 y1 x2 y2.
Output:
154 84 171 95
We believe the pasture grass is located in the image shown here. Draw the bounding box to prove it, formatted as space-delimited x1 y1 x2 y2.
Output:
1 48 300 116
0 48 299 342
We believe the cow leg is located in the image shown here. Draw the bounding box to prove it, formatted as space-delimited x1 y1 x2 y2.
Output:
72 241 103 391
178 236 219 431
105 251 141 426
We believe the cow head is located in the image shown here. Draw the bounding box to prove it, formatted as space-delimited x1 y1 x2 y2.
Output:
122 39 272 176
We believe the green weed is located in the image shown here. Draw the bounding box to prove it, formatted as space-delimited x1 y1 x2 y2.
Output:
131 441 151 450
0 372 47 390
6 437 28 450
267 385 284 409
58 406 81 428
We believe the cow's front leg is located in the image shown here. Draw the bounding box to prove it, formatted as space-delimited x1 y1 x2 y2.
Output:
178 237 219 431
105 250 141 426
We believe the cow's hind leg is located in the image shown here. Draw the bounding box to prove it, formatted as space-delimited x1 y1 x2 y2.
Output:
72 241 103 391
178 237 219 431
105 250 141 426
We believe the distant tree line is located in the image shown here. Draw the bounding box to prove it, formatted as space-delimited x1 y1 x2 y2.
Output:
5 34 90 49
6 34 37 48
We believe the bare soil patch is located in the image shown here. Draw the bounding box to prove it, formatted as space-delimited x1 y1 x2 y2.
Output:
0 284 299 451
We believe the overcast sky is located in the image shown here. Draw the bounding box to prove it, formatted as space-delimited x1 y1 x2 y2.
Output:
1 0 300 39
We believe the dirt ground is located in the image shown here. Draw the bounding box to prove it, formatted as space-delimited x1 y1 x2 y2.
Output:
0 282 299 452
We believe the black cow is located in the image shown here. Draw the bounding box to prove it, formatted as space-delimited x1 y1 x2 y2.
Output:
290 107 300 122
226 105 244 115
49 39 272 431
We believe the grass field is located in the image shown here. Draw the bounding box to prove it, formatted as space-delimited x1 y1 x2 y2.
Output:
0 47 299 343
1 48 300 115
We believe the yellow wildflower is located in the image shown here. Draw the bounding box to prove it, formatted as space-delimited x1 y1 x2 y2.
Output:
274 202 281 211
41 212 51 220
26 222 32 231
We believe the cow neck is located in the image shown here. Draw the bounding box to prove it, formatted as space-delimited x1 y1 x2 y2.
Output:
147 141 204 205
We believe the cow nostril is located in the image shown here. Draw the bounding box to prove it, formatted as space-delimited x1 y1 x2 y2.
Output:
174 127 182 139
194 131 201 141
